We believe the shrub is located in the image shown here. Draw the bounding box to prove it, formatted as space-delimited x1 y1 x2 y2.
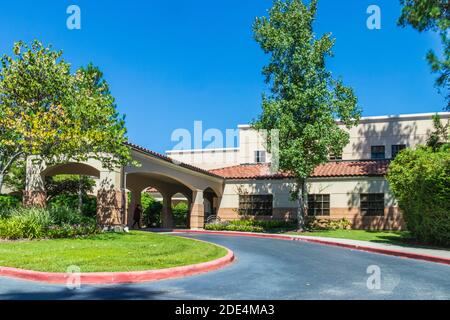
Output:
0 207 52 239
204 222 264 233
0 206 98 240
48 205 93 225
204 218 296 233
387 146 450 246
173 202 189 227
0 194 21 209
305 217 352 231
141 193 163 227
45 222 99 239
229 219 297 230
48 194 97 217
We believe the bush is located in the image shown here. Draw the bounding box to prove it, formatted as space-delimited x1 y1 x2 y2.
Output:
173 202 188 227
305 217 352 231
387 146 450 246
0 206 98 240
229 219 297 230
0 194 21 209
204 222 264 233
0 207 52 239
45 222 99 239
204 218 296 233
48 205 94 225
48 194 97 217
141 193 163 227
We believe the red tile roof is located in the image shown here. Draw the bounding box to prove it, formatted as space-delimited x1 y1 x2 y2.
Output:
125 142 224 179
209 160 390 179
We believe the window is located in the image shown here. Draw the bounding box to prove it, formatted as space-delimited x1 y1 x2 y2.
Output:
371 146 385 159
391 144 406 158
307 194 330 216
254 150 266 163
360 193 384 216
329 153 343 161
239 195 273 216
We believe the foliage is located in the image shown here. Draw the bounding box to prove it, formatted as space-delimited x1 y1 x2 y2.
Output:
398 0 449 109
0 194 21 209
0 206 98 240
3 158 25 193
305 217 352 231
45 175 95 201
387 145 450 246
229 219 297 230
205 218 297 232
204 222 264 233
141 192 163 227
252 0 361 229
172 202 189 227
48 194 97 217
0 40 132 192
426 114 449 150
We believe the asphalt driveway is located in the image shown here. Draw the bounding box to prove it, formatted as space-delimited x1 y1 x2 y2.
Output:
0 233 449 300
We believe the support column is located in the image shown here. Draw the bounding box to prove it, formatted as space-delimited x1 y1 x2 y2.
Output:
161 193 174 229
127 189 141 227
97 170 125 227
190 190 204 229
23 157 46 208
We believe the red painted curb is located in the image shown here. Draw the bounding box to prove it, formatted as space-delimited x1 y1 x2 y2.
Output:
176 230 450 266
0 248 234 285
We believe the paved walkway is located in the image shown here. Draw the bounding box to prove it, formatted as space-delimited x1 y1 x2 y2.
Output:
290 234 450 260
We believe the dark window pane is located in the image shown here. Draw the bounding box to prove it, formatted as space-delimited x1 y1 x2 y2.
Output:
360 193 384 216
371 146 385 159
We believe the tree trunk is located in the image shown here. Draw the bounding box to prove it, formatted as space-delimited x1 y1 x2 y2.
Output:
296 179 307 232
78 176 83 214
0 173 4 194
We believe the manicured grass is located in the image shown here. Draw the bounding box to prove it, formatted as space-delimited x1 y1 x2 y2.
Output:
0 231 227 273
286 229 412 244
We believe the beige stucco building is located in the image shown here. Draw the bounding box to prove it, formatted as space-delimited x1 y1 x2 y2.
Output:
16 112 449 230
168 112 449 230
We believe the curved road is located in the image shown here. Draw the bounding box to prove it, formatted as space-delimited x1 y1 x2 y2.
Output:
0 233 449 300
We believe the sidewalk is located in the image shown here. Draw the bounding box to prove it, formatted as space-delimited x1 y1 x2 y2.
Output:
290 234 450 260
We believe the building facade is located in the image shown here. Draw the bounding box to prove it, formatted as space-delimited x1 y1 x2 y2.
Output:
13 112 450 231
167 112 450 230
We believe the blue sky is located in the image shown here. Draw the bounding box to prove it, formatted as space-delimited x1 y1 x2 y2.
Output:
0 0 446 153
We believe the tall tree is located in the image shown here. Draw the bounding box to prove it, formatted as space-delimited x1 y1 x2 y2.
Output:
0 40 132 192
398 0 449 110
252 0 361 230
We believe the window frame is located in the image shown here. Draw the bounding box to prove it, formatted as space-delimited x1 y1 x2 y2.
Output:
360 193 385 216
371 145 385 159
329 153 343 161
254 150 266 164
391 144 406 159
307 194 330 216
238 194 273 216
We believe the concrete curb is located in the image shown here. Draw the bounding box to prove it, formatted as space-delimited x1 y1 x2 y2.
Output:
0 247 235 285
175 230 450 266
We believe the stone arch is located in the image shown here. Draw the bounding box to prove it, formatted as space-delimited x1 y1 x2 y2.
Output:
41 162 101 179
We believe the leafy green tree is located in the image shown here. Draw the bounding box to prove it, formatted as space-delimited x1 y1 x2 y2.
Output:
0 40 132 192
252 0 361 230
426 113 449 150
398 0 449 109
387 146 450 245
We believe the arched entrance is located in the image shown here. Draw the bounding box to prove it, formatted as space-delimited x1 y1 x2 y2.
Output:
24 144 224 229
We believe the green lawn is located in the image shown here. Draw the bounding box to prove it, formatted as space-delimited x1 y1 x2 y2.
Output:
0 231 227 273
286 229 412 244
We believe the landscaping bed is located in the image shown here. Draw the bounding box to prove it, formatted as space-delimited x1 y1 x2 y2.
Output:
0 231 227 273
